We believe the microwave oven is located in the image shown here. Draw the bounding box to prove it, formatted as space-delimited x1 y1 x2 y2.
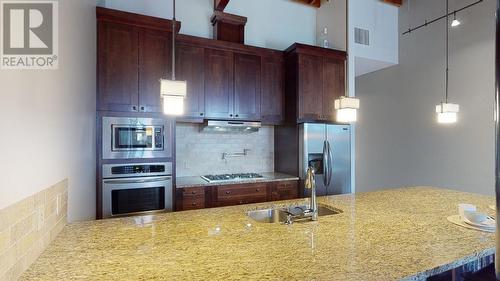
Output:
102 117 173 159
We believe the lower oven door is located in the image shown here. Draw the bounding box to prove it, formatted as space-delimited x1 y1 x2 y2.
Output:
102 176 172 218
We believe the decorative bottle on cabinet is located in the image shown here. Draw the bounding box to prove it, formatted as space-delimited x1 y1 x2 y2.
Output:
319 27 330 48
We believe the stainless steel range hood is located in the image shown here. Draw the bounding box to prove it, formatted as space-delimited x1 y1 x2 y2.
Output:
200 120 261 133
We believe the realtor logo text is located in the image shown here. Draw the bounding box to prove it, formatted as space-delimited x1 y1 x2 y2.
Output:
1 1 58 69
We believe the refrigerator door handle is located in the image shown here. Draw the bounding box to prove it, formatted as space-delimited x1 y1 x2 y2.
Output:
327 140 333 186
323 140 328 186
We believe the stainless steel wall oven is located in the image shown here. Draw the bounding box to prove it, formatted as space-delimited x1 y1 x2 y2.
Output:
102 162 173 218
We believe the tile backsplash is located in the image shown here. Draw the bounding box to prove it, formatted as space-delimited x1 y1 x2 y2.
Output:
0 180 67 281
176 124 274 177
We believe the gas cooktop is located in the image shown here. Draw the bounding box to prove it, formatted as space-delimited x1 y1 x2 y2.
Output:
201 173 264 183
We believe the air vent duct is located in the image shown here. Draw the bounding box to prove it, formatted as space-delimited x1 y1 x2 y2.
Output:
354 27 370 45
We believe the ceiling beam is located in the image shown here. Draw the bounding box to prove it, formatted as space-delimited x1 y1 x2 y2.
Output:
383 0 402 7
295 0 321 8
214 0 230 11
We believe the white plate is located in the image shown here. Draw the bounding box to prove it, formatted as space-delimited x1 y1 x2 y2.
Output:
463 211 495 229
447 215 495 233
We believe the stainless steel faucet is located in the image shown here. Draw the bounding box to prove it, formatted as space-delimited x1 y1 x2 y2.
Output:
304 166 318 221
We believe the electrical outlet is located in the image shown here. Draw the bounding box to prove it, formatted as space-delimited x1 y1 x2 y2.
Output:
37 208 44 231
56 194 62 216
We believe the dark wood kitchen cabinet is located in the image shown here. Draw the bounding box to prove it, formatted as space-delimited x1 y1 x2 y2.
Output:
270 180 299 201
203 50 262 121
97 7 177 113
323 57 346 121
297 54 324 121
175 34 283 123
97 21 139 112
179 187 206 211
175 180 299 211
285 43 347 123
233 53 261 120
261 56 285 124
204 49 234 119
176 43 205 119
98 24 171 113
97 7 284 122
139 29 171 113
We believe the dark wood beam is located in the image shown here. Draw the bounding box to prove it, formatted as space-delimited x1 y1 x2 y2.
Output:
294 0 321 8
214 0 230 11
383 0 402 7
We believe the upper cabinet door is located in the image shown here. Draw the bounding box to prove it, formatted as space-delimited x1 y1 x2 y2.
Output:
97 21 139 112
298 54 323 121
234 53 261 121
323 58 345 121
176 43 205 119
261 56 284 125
139 29 171 113
204 49 234 119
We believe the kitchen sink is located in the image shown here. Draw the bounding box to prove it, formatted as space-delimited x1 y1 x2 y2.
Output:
247 204 342 224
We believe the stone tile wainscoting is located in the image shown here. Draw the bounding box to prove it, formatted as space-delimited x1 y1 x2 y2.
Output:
0 180 68 280
176 124 274 177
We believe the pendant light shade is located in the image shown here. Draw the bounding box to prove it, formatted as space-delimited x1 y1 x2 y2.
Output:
160 0 187 116
161 79 186 116
335 96 360 123
160 79 187 96
436 102 459 124
451 12 461 27
163 94 185 116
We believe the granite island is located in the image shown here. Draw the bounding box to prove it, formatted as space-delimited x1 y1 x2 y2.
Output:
21 187 495 281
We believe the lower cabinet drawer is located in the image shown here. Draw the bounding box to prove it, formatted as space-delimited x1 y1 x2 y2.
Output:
271 181 299 201
182 196 205 210
216 184 268 207
183 186 205 198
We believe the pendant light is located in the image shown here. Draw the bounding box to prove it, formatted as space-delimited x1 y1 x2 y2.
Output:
335 97 360 123
160 0 187 116
436 0 459 124
451 12 461 27
334 0 360 124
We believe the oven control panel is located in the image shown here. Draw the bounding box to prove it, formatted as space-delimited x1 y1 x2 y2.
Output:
102 162 172 179
154 128 163 149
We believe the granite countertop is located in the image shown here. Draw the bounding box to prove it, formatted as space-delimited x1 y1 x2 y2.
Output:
176 172 300 188
21 187 495 281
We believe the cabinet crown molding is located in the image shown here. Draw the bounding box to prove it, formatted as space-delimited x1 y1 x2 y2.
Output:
96 7 181 33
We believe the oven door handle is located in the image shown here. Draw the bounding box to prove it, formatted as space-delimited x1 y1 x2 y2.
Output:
103 176 171 185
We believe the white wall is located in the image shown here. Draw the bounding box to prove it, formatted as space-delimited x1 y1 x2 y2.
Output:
0 0 97 221
176 124 274 177
355 0 495 195
317 0 346 51
350 0 398 66
100 0 317 50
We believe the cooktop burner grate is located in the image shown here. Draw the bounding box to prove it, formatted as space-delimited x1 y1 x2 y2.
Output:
201 173 264 183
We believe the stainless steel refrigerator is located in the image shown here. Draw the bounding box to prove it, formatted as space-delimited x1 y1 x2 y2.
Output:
299 123 351 196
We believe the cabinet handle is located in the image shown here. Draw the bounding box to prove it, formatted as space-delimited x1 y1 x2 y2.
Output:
225 191 231 194
229 114 233 117
235 114 239 118
256 189 260 192
192 203 197 206
132 106 137 111
191 191 196 194
140 106 145 111
200 113 204 116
